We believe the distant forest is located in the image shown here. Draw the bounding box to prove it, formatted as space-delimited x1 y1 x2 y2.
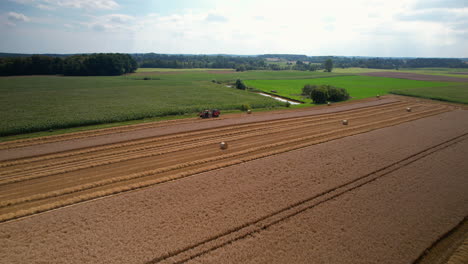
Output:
133 53 468 71
132 53 266 71
0 53 466 76
0 53 137 76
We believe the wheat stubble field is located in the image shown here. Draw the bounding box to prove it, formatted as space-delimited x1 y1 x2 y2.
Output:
0 96 467 263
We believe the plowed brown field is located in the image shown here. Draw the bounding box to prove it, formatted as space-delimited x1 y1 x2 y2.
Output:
0 97 467 264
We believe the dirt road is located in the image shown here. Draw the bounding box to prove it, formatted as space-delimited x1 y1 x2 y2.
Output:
0 98 467 263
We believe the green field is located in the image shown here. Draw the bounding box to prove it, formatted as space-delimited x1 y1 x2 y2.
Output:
397 68 468 78
0 75 284 136
131 70 347 81
136 68 233 72
391 84 468 104
245 76 457 103
2 70 347 137
331 67 392 74
330 67 468 78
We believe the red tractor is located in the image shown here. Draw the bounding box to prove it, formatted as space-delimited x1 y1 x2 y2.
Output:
199 109 220 118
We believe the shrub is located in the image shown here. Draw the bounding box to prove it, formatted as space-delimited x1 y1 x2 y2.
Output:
302 84 317 96
285 101 291 108
240 103 251 111
310 86 329 104
327 86 350 102
304 84 350 104
235 79 246 90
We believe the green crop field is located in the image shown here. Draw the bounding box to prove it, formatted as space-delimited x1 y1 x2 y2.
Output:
397 68 468 78
132 70 347 81
136 68 233 72
0 70 348 138
391 84 468 104
245 76 457 103
319 67 468 78
332 68 392 74
0 75 285 137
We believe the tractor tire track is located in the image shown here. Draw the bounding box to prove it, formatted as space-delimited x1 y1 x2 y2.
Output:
147 132 468 264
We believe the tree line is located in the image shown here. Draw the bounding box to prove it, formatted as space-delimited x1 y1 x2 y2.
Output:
1 53 466 76
316 57 467 69
0 53 137 76
132 53 267 71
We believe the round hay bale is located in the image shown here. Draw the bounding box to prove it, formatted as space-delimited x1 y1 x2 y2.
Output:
220 142 228 150
247 109 252 114
342 120 348 125
406 107 412 112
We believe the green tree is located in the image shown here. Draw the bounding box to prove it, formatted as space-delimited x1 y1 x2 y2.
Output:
306 84 350 104
302 84 317 96
308 64 318 71
236 65 246 72
310 86 329 104
326 85 350 101
235 79 246 90
324 59 333 72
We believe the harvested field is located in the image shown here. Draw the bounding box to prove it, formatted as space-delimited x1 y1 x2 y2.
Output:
0 98 467 263
362 71 468 82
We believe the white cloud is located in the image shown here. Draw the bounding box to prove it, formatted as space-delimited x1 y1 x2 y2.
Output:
54 0 119 10
3 0 468 57
126 1 468 56
82 14 135 32
397 8 468 22
108 14 135 24
412 0 467 9
37 4 56 10
10 0 35 4
9 0 120 10
205 14 228 23
7 12 30 22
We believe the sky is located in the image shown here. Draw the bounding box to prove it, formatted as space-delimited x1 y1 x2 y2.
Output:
0 0 467 57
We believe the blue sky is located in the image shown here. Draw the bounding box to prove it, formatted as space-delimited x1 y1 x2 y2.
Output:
0 0 467 57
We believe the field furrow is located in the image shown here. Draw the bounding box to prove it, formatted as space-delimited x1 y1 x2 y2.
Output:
152 132 468 264
0 117 210 150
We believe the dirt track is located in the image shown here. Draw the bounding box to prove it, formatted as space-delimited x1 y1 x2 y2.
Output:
361 72 468 82
0 98 467 263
